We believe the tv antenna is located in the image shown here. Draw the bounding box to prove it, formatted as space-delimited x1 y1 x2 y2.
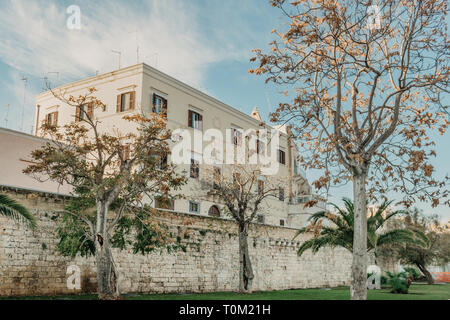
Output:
129 30 140 64
20 77 28 131
48 71 60 83
111 50 122 69
40 76 50 90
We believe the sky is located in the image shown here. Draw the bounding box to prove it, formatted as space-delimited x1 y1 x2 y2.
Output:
0 0 448 222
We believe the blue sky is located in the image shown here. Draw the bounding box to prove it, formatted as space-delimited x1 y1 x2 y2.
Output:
0 0 448 221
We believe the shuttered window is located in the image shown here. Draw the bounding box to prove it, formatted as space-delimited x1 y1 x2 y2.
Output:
152 94 167 115
232 128 243 145
119 145 130 165
189 201 200 214
256 139 265 155
188 110 203 130
213 167 221 190
258 180 264 196
45 112 58 126
116 91 135 113
278 149 286 165
190 158 200 179
76 103 94 122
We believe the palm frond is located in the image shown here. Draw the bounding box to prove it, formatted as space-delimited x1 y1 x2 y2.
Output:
376 229 421 247
0 194 37 229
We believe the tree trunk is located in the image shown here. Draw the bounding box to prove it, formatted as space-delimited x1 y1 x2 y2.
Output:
238 223 254 293
416 263 434 284
95 200 119 299
351 173 368 300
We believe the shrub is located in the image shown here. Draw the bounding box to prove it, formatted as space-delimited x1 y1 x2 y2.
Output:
386 271 412 294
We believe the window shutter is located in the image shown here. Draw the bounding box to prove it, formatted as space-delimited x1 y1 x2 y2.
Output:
152 94 156 113
75 106 81 121
162 97 168 116
116 95 121 113
188 110 193 128
129 91 135 110
53 112 58 126
88 103 93 119
198 114 203 131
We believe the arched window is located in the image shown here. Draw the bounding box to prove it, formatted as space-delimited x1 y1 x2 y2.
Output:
208 205 221 217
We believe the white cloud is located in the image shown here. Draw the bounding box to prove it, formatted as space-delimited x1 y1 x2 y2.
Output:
0 0 252 89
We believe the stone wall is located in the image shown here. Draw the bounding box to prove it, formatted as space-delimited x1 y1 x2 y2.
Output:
0 187 353 296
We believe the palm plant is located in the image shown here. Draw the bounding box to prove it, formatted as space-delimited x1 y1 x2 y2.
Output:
0 194 37 229
296 198 427 256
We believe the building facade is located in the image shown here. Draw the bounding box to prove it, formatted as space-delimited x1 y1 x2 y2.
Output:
33 63 324 228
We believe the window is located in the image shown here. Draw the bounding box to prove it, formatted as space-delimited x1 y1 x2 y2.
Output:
190 157 200 179
256 215 265 224
208 205 221 217
116 91 135 113
256 139 265 155
278 149 286 165
232 128 243 146
155 197 175 210
120 145 130 163
280 219 285 226
76 103 93 122
213 167 221 190
153 94 167 115
159 154 168 169
257 180 264 196
294 158 298 174
279 187 285 201
189 201 200 214
45 112 58 126
188 110 203 130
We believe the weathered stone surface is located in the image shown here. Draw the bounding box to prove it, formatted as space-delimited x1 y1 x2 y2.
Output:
0 188 353 296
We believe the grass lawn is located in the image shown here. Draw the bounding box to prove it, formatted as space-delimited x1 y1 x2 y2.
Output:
2 283 449 300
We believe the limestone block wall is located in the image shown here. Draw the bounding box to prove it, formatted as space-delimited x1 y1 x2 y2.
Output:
0 187 353 296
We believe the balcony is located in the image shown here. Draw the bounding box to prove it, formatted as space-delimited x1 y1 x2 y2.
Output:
289 194 327 211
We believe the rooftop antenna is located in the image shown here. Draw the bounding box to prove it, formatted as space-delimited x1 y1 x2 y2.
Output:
20 77 28 131
48 72 60 84
4 104 10 128
40 76 49 90
111 50 122 69
129 30 140 64
264 88 273 114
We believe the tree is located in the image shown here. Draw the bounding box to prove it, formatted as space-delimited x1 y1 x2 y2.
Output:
296 197 427 256
251 0 449 299
203 165 279 292
24 88 186 299
391 209 450 284
0 194 37 229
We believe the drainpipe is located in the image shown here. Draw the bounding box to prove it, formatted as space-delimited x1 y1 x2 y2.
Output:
287 125 293 202
35 105 40 136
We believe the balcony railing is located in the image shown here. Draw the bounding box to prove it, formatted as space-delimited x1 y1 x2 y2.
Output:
290 194 327 209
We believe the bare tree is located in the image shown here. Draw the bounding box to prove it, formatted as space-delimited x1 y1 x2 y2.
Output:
251 0 449 299
202 164 279 292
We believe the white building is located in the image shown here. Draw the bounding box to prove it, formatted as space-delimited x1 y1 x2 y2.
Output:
3 63 326 228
